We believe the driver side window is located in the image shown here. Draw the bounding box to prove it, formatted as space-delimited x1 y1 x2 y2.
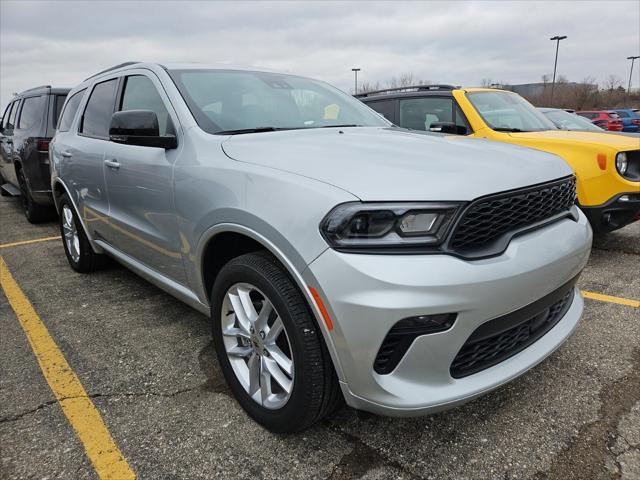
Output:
119 75 172 136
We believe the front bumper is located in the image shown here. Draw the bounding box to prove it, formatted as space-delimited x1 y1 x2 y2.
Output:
304 212 592 416
581 192 640 233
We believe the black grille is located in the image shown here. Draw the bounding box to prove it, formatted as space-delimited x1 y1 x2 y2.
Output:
450 177 576 254
450 278 577 378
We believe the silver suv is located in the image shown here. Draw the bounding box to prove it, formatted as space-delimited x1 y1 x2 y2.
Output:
51 62 592 432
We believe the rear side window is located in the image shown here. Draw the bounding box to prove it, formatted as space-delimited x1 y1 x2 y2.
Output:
119 75 171 135
5 100 21 132
80 79 118 138
53 95 67 128
616 111 629 118
18 95 46 130
367 100 395 123
1 101 15 130
399 97 454 131
58 89 86 132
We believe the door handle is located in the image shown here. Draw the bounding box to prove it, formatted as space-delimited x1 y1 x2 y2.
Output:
104 159 120 170
61 151 73 158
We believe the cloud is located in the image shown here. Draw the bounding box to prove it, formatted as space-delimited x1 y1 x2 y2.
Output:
1 0 638 107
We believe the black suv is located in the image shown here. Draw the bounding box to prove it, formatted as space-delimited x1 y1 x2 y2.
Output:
356 85 471 135
0 85 70 222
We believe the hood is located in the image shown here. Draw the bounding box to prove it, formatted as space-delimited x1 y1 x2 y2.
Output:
222 127 573 201
508 130 640 151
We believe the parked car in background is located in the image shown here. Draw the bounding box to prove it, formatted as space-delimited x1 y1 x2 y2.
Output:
612 108 640 132
0 85 69 222
538 108 605 132
51 62 592 432
575 110 623 131
358 86 640 233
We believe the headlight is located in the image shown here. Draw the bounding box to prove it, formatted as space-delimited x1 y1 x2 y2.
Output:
616 152 628 175
320 202 461 250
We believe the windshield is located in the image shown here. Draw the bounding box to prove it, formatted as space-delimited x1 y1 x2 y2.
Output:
466 91 557 132
541 109 604 132
168 69 389 134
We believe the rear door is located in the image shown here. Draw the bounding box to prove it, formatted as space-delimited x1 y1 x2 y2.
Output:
101 71 186 283
13 94 50 195
69 78 119 238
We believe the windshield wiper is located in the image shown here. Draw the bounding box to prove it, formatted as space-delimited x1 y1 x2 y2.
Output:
493 127 526 132
217 127 296 135
318 124 362 128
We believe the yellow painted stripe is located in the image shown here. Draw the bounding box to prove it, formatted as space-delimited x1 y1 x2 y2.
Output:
0 236 61 249
581 290 640 308
0 256 135 479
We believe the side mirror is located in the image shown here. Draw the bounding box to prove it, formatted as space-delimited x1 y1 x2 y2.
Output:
429 122 467 135
109 110 177 149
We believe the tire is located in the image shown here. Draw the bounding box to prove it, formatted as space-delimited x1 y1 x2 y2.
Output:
211 251 341 432
58 193 104 273
16 167 52 223
0 171 9 197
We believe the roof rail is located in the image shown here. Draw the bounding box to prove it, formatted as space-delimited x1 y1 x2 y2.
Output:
19 85 51 94
84 62 141 81
354 84 460 98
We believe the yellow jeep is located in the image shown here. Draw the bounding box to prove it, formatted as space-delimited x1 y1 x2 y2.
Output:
359 86 640 233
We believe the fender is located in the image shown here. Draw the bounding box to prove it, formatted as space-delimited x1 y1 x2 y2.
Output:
195 223 345 381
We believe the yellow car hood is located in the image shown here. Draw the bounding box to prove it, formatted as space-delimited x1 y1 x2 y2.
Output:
508 130 640 151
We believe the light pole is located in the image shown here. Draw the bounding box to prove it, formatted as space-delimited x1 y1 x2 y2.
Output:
352 68 360 94
627 56 640 93
549 35 567 102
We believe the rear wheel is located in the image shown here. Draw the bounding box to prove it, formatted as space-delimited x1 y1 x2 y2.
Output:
58 194 104 273
16 168 51 223
211 251 341 432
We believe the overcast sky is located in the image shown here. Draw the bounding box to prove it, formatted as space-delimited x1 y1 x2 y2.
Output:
1 0 639 107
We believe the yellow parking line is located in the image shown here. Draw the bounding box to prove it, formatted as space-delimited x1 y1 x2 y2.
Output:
0 236 61 249
0 256 135 479
581 290 640 308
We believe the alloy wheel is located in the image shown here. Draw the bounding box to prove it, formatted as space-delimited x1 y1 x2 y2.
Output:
221 283 294 410
61 204 80 263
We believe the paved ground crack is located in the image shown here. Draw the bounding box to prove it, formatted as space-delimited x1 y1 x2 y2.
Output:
534 348 640 480
0 386 201 423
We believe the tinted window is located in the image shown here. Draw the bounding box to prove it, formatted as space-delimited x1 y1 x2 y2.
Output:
400 97 453 131
578 112 596 119
58 89 86 132
168 69 388 134
5 100 21 132
616 111 629 118
120 75 171 135
53 95 67 128
1 102 14 130
81 79 118 138
18 95 45 130
367 100 395 122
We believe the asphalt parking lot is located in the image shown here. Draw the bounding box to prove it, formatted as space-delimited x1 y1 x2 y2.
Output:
1 195 639 480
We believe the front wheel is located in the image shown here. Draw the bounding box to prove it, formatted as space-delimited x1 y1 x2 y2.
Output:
211 252 341 432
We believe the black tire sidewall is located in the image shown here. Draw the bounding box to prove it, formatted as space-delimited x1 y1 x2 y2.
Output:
211 257 320 432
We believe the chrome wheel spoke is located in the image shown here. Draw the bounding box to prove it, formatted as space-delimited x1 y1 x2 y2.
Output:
222 326 250 339
260 357 272 404
265 316 283 343
228 292 252 334
264 356 293 394
254 301 273 332
266 344 293 376
227 345 252 358
237 287 258 323
248 353 261 397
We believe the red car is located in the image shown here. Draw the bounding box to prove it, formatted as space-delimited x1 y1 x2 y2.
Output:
576 110 623 131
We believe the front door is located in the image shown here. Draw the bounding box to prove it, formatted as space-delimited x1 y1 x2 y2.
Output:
101 72 186 284
0 100 20 185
